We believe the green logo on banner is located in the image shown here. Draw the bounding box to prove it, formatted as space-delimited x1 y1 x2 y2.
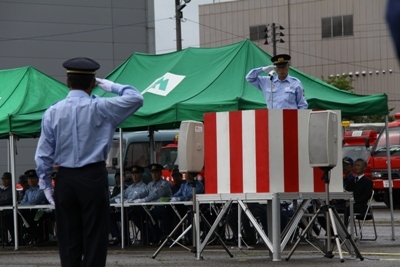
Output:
142 72 185 96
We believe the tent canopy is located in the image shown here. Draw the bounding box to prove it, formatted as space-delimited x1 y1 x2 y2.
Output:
0 66 69 138
93 40 388 130
0 41 389 136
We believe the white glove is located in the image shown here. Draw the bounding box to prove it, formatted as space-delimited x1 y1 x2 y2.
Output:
262 65 275 73
115 198 121 204
170 197 180 202
133 198 145 203
95 78 114 92
44 187 55 206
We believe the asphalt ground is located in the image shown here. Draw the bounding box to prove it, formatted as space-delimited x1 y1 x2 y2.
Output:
1 202 400 267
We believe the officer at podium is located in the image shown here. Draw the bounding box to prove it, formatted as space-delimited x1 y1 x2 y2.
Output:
245 54 308 109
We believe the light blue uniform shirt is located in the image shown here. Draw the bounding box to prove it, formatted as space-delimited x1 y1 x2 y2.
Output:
246 67 308 109
20 186 46 205
144 179 172 202
35 83 144 190
111 181 149 203
172 180 204 201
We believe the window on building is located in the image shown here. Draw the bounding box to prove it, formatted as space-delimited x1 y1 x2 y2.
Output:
250 25 266 41
321 15 353 38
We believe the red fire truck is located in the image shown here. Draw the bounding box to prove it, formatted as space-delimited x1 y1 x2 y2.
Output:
368 114 400 208
158 134 204 184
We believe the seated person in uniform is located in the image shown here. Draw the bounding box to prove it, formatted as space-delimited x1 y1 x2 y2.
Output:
19 169 47 244
130 163 172 245
109 165 149 245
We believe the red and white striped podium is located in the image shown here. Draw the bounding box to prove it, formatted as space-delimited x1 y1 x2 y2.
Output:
204 109 343 194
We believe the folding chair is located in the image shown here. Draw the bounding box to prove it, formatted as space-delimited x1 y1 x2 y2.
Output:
354 191 377 241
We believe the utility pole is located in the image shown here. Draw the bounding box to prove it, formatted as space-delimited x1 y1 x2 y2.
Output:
264 23 285 56
175 0 182 51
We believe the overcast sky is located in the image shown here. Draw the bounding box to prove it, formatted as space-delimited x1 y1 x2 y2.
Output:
154 0 231 54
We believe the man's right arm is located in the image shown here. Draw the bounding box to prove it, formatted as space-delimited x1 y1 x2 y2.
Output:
245 67 273 91
96 78 144 127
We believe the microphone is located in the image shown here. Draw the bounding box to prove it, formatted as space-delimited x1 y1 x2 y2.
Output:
268 70 275 80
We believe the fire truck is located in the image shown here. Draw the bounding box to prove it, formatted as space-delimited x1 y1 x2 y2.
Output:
158 135 204 184
106 130 179 187
158 134 179 182
368 114 400 208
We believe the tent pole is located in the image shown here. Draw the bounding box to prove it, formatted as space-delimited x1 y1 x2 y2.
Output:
7 138 10 172
9 133 19 249
149 126 156 164
385 115 395 240
119 128 125 248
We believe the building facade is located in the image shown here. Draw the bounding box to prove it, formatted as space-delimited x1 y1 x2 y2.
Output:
0 0 155 176
199 0 399 113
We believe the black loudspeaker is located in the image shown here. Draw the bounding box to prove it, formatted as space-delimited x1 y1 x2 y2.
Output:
308 110 338 167
178 121 204 172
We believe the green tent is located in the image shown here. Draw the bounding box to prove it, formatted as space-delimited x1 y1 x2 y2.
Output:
92 39 388 130
0 66 69 138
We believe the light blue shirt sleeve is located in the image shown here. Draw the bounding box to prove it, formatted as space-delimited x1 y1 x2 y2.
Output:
35 82 144 190
20 186 46 205
125 181 149 202
172 180 204 201
144 179 172 202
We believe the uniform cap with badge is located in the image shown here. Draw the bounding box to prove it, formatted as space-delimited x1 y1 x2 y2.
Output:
149 163 163 172
271 54 291 68
24 169 38 178
131 165 144 174
62 57 100 75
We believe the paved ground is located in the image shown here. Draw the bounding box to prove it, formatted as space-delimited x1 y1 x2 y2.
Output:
1 203 400 267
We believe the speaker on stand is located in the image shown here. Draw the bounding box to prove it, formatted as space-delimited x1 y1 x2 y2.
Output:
286 110 363 262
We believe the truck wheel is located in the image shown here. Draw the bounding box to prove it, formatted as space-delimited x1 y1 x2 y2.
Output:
383 190 400 209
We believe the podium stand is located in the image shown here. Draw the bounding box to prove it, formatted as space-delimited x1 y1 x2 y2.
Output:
285 167 364 262
152 174 233 259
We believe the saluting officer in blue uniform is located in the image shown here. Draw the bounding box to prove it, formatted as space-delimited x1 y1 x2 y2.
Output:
246 54 308 109
35 57 143 267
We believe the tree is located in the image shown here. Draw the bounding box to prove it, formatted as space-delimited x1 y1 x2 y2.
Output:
321 75 393 123
321 74 354 93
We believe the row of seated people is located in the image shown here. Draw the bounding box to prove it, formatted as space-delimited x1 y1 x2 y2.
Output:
108 164 299 247
108 163 204 246
0 170 56 246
